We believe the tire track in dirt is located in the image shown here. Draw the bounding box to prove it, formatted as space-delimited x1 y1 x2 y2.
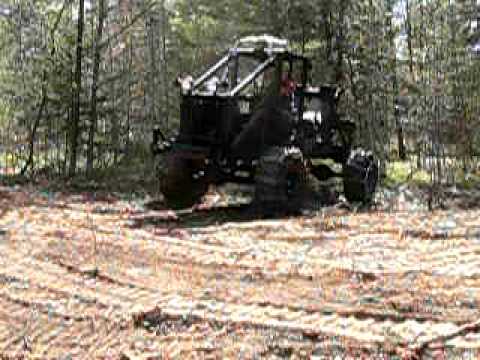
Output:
0 250 152 357
17 249 476 353
2 188 480 357
2 242 472 357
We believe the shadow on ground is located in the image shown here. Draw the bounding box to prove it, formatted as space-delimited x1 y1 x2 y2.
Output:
135 201 306 230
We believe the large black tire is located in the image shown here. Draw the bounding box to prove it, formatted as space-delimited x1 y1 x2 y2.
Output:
254 146 307 213
343 148 378 204
158 152 209 209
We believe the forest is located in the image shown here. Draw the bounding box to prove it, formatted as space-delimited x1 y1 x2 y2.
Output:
0 0 479 190
1 0 480 358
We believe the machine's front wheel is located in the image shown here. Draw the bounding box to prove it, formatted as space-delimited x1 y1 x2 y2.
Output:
254 146 307 213
159 152 209 209
342 148 378 204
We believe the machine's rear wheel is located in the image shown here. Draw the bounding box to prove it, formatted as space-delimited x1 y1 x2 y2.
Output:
254 146 307 213
159 152 209 209
343 148 378 204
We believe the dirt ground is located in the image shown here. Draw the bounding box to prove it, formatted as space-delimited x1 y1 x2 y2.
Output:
1 183 480 359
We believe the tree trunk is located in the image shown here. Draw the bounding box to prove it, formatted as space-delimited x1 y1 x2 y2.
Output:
388 0 407 161
69 0 85 177
161 0 170 131
21 81 47 176
87 0 106 177
334 1 346 84
20 0 68 176
405 0 414 76
397 118 406 160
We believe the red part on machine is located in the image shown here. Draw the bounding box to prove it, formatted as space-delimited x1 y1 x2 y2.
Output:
280 74 296 97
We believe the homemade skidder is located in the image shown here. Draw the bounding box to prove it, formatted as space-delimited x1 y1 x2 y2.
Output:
152 35 378 210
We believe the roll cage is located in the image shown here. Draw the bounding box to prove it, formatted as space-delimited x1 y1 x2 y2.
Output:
185 35 311 112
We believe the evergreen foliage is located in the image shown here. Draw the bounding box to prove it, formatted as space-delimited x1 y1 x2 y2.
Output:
0 0 478 188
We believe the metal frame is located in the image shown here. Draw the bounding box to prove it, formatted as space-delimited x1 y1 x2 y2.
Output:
188 40 311 102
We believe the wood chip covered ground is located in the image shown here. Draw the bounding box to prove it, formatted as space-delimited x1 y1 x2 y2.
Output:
1 184 480 359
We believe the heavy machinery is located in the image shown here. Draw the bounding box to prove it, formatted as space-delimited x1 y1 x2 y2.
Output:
152 35 378 210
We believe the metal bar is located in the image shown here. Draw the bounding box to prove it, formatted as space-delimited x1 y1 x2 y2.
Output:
297 58 309 122
229 56 276 97
232 51 240 88
235 47 287 54
233 47 307 59
192 53 231 91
